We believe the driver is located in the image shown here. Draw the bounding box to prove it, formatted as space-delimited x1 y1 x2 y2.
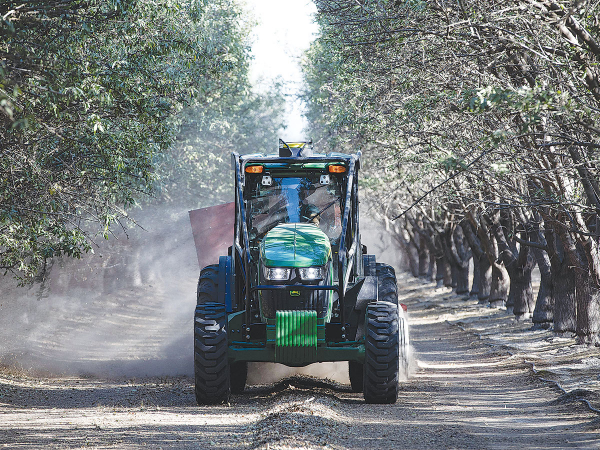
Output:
300 203 321 226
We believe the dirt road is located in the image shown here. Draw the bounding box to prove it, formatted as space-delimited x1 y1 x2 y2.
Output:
2 276 599 449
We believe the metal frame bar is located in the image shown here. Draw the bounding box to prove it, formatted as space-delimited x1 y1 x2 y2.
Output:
242 155 350 165
233 153 253 330
337 154 360 330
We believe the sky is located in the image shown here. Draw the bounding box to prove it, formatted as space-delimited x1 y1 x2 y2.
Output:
243 0 319 140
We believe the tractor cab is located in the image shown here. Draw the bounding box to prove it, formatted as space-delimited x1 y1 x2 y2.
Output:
244 141 345 242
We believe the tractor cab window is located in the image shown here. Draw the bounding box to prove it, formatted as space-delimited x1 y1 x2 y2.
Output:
246 173 344 243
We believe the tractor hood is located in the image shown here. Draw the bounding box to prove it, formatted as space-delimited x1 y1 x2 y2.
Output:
260 223 331 267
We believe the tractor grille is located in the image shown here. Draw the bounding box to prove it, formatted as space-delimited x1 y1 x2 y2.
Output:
275 310 317 364
260 287 327 319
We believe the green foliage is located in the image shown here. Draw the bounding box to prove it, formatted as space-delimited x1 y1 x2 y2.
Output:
153 83 285 207
0 0 284 279
439 156 468 174
467 86 571 132
304 0 600 230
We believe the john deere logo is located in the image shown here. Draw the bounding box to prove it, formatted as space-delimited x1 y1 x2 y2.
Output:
290 290 301 297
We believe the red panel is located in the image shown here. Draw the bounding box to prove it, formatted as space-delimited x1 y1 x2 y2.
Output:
188 202 235 269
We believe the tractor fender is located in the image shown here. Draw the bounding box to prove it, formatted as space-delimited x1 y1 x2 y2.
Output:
344 275 378 340
218 255 233 313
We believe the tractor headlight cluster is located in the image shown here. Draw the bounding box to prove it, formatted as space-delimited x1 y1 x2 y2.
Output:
299 266 325 281
264 266 326 281
264 267 292 281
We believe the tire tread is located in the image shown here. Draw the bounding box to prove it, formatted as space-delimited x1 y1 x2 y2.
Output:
363 301 400 404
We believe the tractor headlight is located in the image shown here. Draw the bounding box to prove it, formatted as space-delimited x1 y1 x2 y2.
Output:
299 266 325 281
264 267 292 281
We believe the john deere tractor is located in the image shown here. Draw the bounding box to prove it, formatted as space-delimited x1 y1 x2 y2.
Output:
192 140 409 404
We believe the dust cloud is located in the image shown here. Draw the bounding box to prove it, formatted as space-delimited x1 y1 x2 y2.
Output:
0 210 408 384
0 206 198 378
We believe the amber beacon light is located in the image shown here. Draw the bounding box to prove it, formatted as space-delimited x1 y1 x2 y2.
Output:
245 165 264 174
328 165 346 173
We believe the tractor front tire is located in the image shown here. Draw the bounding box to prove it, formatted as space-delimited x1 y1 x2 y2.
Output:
194 302 230 405
363 301 400 404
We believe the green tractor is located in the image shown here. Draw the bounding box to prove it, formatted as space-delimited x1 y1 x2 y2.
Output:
191 140 409 404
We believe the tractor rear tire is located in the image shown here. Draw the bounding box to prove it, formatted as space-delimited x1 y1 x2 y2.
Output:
376 263 398 304
376 263 409 377
348 361 364 392
363 301 399 404
194 302 230 405
197 264 220 305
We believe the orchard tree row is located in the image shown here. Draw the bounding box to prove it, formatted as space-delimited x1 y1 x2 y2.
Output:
0 0 284 279
303 0 600 344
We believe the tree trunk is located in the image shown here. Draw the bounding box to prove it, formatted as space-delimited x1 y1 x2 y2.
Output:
461 220 492 304
418 237 429 278
548 223 579 334
449 226 471 295
574 228 600 345
443 256 453 287
506 253 535 320
551 257 577 333
450 262 458 289
481 218 509 308
490 214 536 318
470 255 480 298
434 254 445 287
530 227 554 328
411 220 440 283
489 261 509 308
427 251 435 281
561 147 600 343
531 246 554 328
433 227 452 287
575 274 600 345
478 257 492 304
408 251 419 278
441 229 459 288
435 252 452 287
456 264 470 296
393 229 419 278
